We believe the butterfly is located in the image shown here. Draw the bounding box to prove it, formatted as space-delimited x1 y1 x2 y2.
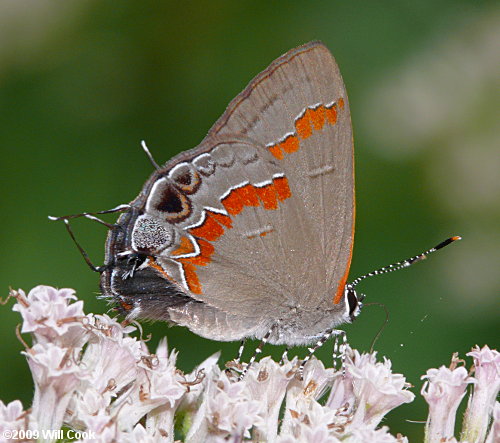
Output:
52 41 459 376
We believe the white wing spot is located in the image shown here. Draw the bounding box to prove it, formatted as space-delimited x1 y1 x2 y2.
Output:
308 165 335 177
244 225 274 239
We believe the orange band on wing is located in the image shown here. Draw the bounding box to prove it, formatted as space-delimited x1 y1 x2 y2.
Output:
189 212 226 241
171 236 196 256
310 105 326 130
221 189 245 215
280 135 300 154
178 260 202 294
268 144 284 160
267 99 345 160
255 183 278 210
274 176 291 201
176 176 292 296
296 108 314 139
238 184 260 207
325 104 337 125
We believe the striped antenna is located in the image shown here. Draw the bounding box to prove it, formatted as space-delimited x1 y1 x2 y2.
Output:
349 236 461 288
48 204 131 273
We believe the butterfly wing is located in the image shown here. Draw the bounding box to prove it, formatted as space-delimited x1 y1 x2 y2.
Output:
204 41 355 307
105 42 354 342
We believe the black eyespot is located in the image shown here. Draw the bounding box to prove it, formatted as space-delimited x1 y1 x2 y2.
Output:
156 185 184 213
153 182 192 223
175 170 192 186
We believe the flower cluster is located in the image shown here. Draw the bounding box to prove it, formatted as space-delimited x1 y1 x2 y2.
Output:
0 286 498 442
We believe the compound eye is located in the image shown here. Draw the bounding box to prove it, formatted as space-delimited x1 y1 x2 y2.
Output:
346 288 361 320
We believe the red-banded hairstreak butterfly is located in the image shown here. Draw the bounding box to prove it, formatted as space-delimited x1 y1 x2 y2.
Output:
51 41 460 376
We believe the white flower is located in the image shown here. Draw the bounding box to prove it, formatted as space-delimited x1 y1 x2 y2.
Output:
182 352 221 442
0 400 26 435
79 319 141 394
2 286 497 442
421 355 475 443
140 340 188 440
126 423 157 443
205 370 263 439
485 401 500 443
12 286 86 348
24 342 85 434
461 346 500 442
280 398 341 442
345 425 409 442
327 372 355 416
281 357 339 439
243 356 296 441
345 348 415 428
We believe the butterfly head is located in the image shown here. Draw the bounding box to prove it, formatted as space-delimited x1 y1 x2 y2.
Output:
343 284 364 323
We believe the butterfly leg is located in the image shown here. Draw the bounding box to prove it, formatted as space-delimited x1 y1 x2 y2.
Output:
235 340 246 364
298 329 345 378
332 330 348 376
238 327 274 381
279 347 290 364
225 340 246 377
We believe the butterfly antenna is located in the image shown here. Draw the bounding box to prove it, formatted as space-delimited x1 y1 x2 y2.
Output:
60 219 105 273
48 204 130 227
48 205 130 273
141 140 161 171
350 236 461 288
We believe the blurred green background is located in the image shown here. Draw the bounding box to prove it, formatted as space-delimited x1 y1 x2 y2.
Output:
1 1 498 440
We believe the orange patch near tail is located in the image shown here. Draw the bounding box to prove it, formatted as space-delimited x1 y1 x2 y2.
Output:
119 300 133 312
